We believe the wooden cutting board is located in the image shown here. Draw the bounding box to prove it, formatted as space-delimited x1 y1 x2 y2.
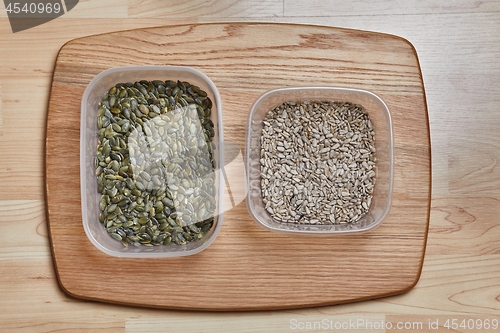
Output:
45 23 431 311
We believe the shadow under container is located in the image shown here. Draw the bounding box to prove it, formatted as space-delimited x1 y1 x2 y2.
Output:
80 66 224 258
245 87 393 235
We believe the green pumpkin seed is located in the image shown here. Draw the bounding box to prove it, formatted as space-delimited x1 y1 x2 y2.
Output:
96 79 216 248
110 233 122 241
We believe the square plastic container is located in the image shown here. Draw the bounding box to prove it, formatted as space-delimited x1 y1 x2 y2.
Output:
80 66 224 257
245 87 393 234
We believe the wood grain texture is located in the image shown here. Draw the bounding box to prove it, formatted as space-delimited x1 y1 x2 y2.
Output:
0 78 46 200
0 200 48 259
0 81 2 137
127 0 283 18
284 0 500 16
1 0 499 331
45 23 430 310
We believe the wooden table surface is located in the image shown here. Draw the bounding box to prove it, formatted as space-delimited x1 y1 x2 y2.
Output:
1 1 499 332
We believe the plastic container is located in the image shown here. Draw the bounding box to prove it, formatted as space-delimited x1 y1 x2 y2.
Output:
245 87 393 234
80 66 224 257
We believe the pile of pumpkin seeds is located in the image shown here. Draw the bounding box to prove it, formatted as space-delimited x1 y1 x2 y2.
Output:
260 101 376 225
96 79 217 247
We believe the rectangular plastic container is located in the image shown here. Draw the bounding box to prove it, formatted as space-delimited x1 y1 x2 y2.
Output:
80 66 224 257
245 87 393 234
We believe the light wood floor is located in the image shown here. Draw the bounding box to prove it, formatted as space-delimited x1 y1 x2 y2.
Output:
1 1 499 332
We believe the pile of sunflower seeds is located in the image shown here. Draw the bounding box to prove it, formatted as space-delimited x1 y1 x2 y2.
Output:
96 79 217 247
260 101 376 225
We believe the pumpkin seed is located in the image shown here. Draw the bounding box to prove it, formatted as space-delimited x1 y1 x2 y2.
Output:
96 79 217 248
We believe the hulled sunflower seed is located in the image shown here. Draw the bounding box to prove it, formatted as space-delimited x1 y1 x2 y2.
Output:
260 101 376 225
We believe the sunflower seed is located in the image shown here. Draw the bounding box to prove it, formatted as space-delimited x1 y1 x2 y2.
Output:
260 101 376 225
